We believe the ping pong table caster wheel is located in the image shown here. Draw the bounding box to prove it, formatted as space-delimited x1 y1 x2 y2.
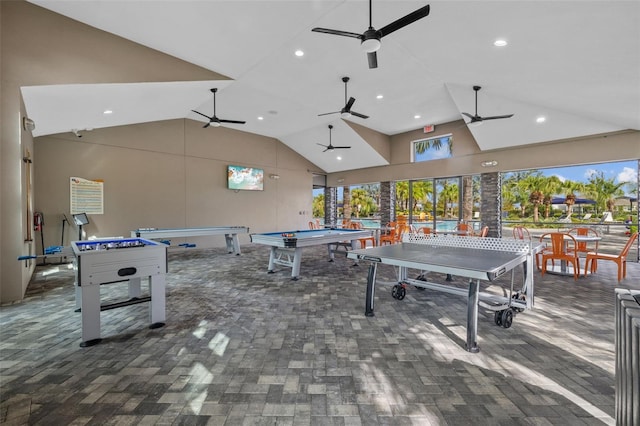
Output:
494 310 503 326
392 284 406 300
501 309 514 329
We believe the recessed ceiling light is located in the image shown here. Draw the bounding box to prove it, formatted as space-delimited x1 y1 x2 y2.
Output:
336 156 342 161
536 116 546 123
376 94 384 99
494 39 508 47
103 109 113 114
294 49 304 57
257 116 264 120
414 115 421 119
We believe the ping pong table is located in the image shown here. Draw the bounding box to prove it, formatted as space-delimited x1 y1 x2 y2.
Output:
347 234 539 353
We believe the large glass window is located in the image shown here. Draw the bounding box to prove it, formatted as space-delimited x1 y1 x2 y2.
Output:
412 134 453 162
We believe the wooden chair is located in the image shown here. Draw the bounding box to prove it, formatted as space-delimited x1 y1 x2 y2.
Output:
308 221 317 230
477 226 489 237
584 232 638 282
350 222 376 249
539 232 581 280
567 227 599 256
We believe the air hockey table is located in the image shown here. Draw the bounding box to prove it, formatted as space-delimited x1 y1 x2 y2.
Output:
347 233 541 353
72 237 167 347
131 226 249 254
251 228 374 280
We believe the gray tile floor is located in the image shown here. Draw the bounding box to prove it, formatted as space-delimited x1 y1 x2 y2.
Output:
1 242 639 425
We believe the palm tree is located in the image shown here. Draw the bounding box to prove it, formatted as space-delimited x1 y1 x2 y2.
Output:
350 188 376 218
519 173 547 222
395 181 409 212
585 171 626 214
561 180 585 215
414 136 452 157
312 194 324 218
462 175 473 222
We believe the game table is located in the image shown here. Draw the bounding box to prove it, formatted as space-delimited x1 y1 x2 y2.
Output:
131 226 249 254
72 237 167 347
251 228 374 279
347 233 540 353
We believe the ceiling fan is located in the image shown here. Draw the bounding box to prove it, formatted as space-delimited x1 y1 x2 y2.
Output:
312 0 430 69
462 86 514 125
191 88 246 128
319 77 369 119
317 124 350 152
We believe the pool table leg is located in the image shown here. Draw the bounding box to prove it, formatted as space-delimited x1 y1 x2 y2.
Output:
291 247 303 279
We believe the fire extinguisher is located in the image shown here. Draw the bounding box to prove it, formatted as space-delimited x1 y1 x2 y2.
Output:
34 212 43 232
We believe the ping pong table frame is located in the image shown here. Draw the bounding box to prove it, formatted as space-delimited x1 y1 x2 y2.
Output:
131 226 249 254
347 234 539 353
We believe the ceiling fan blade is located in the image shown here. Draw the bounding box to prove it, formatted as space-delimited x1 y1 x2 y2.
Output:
378 4 430 37
311 28 363 39
481 114 514 121
317 143 328 147
318 111 340 117
461 112 476 119
344 97 356 111
323 147 331 152
367 51 378 69
350 111 369 119
219 119 246 124
334 146 351 149
192 110 212 120
203 122 210 129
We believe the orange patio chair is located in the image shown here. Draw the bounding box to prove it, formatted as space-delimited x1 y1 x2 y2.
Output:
417 227 433 235
380 222 398 245
308 221 317 230
477 226 489 237
350 222 376 249
539 232 581 280
455 223 470 236
513 226 531 241
584 232 638 282
567 227 599 256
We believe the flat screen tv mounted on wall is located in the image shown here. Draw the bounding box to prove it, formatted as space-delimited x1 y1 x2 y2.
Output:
227 165 264 191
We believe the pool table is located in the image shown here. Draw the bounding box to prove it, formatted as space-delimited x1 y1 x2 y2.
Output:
250 228 374 279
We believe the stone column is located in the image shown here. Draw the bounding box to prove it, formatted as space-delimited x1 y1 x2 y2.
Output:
480 172 502 238
380 181 396 225
342 186 351 221
324 187 337 227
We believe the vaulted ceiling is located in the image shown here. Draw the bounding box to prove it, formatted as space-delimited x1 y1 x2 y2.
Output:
22 1 640 173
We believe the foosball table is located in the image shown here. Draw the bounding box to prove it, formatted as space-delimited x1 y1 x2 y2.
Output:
71 237 167 347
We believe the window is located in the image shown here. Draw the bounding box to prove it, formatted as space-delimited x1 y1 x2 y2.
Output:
412 134 453 162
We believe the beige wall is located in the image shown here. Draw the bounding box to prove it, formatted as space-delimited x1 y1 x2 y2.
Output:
34 119 316 252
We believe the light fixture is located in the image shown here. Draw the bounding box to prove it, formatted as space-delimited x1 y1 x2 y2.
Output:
294 49 304 57
376 94 384 99
361 31 381 53
22 117 35 131
414 114 421 119
210 121 221 128
337 178 345 183
481 160 498 167
536 116 546 123
269 174 280 180
494 39 508 47
340 111 352 119
257 116 264 121
469 121 483 127
336 156 342 161
103 109 113 115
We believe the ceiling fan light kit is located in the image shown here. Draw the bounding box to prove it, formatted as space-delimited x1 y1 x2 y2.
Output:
312 0 430 69
191 88 246 128
319 76 369 120
461 85 514 125
317 124 351 152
